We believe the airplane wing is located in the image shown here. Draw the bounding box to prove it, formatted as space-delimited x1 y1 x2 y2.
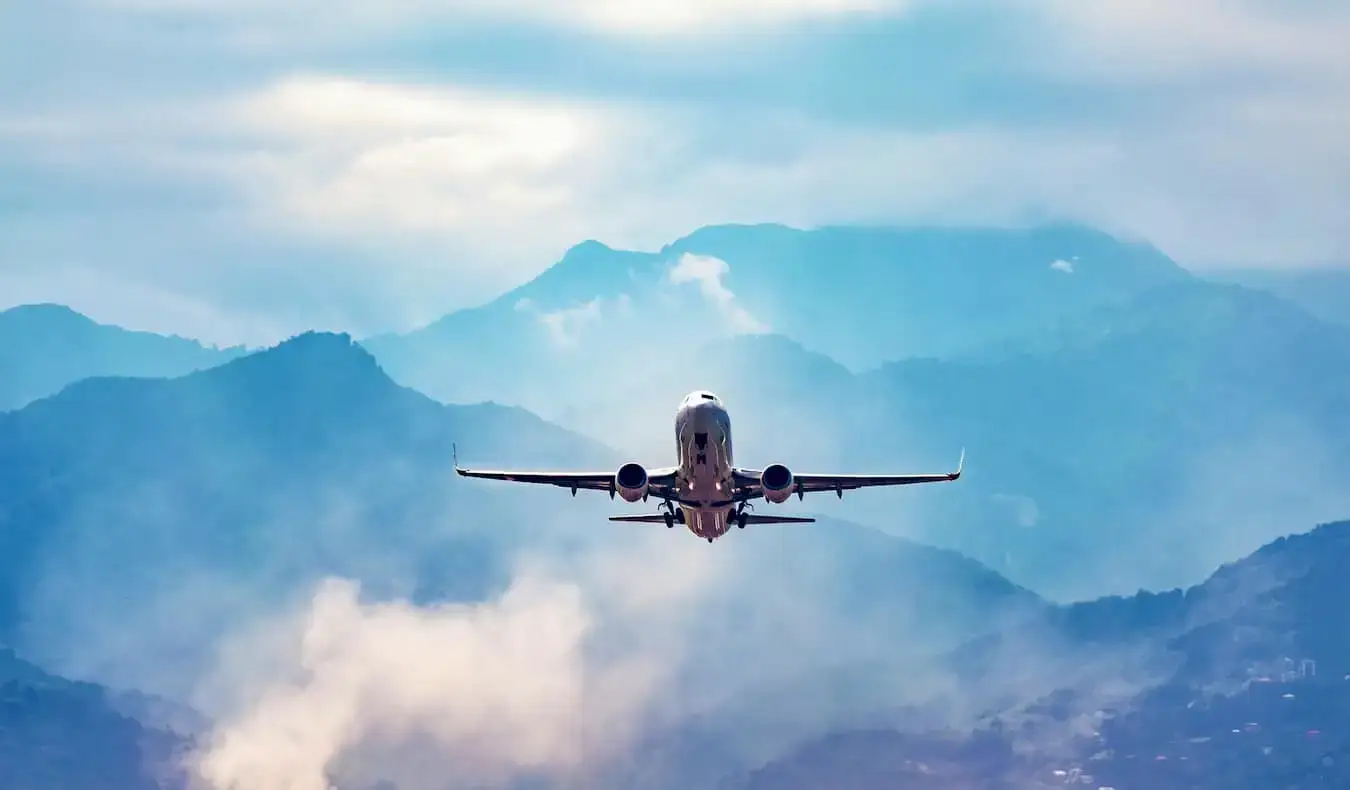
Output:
733 449 964 501
452 444 677 497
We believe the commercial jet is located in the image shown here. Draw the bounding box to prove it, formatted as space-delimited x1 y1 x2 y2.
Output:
454 390 964 543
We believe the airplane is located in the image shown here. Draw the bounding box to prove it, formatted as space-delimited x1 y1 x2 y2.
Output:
453 390 964 544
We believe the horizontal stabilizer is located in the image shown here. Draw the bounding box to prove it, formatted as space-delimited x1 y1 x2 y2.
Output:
608 514 817 525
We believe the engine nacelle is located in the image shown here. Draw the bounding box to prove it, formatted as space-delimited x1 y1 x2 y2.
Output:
760 463 795 504
615 462 649 503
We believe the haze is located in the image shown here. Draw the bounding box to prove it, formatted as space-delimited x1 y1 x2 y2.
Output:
2 3 1350 790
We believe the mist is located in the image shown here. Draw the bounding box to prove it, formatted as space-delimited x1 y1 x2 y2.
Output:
7 248 1350 788
10 437 1143 789
177 529 1082 790
187 536 714 790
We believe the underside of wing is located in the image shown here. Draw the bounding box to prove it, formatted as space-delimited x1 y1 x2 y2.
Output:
740 514 816 524
453 445 679 495
794 469 960 492
732 449 964 500
456 467 617 490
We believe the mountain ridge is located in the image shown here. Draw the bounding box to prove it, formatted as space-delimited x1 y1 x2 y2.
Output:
735 518 1350 790
360 222 1192 412
0 302 247 412
549 274 1350 599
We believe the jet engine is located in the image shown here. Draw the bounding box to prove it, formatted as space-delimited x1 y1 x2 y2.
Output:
615 462 649 503
760 463 795 504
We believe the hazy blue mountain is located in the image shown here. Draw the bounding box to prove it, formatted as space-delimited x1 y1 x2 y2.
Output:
0 329 1045 757
1054 518 1350 683
659 223 1188 366
0 339 1051 788
0 303 245 412
0 647 181 790
363 222 1189 414
0 331 619 697
953 519 1350 704
859 279 1350 597
733 520 1350 790
559 279 1350 600
1218 267 1350 329
9 284 1349 789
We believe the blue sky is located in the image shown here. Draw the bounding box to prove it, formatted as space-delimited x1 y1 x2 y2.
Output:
2 0 1347 344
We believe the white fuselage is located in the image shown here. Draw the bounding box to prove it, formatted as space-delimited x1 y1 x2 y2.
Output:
673 390 736 540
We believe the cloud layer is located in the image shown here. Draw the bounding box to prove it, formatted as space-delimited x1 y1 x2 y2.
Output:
2 1 1347 344
92 0 910 37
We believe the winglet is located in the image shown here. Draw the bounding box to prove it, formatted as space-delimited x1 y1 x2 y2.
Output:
452 442 465 475
954 447 965 479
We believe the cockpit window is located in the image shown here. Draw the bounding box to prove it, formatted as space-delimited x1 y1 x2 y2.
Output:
700 392 717 401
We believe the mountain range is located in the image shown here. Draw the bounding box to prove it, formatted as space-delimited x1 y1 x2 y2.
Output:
0 329 1051 789
6 224 1349 600
0 331 620 694
3 220 1349 789
363 224 1350 599
741 519 1350 790
361 222 1188 415
1 647 184 790
543 277 1350 599
1221 267 1350 330
7 512 1350 789
0 303 245 412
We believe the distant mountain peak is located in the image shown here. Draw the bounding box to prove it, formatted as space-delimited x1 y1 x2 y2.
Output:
561 238 617 257
0 302 99 329
210 331 382 381
173 331 417 416
2 302 90 318
274 329 359 354
0 303 245 411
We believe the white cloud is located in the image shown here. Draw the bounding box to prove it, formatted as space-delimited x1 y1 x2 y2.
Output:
6 1 1350 344
536 299 605 349
668 253 768 334
193 576 592 790
512 294 641 349
221 76 619 269
88 0 910 37
7 71 1347 345
1016 1 1350 85
1050 259 1073 274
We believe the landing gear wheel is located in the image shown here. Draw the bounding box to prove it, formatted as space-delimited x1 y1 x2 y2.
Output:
664 512 674 529
706 537 714 543
737 512 748 529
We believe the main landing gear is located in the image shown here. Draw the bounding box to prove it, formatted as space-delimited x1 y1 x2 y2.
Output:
734 502 752 529
661 499 677 529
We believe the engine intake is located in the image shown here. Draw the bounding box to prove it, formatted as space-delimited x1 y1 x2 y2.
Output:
760 463 794 504
615 462 649 503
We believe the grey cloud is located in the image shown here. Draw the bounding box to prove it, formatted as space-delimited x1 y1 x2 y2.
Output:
2 2 1347 344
